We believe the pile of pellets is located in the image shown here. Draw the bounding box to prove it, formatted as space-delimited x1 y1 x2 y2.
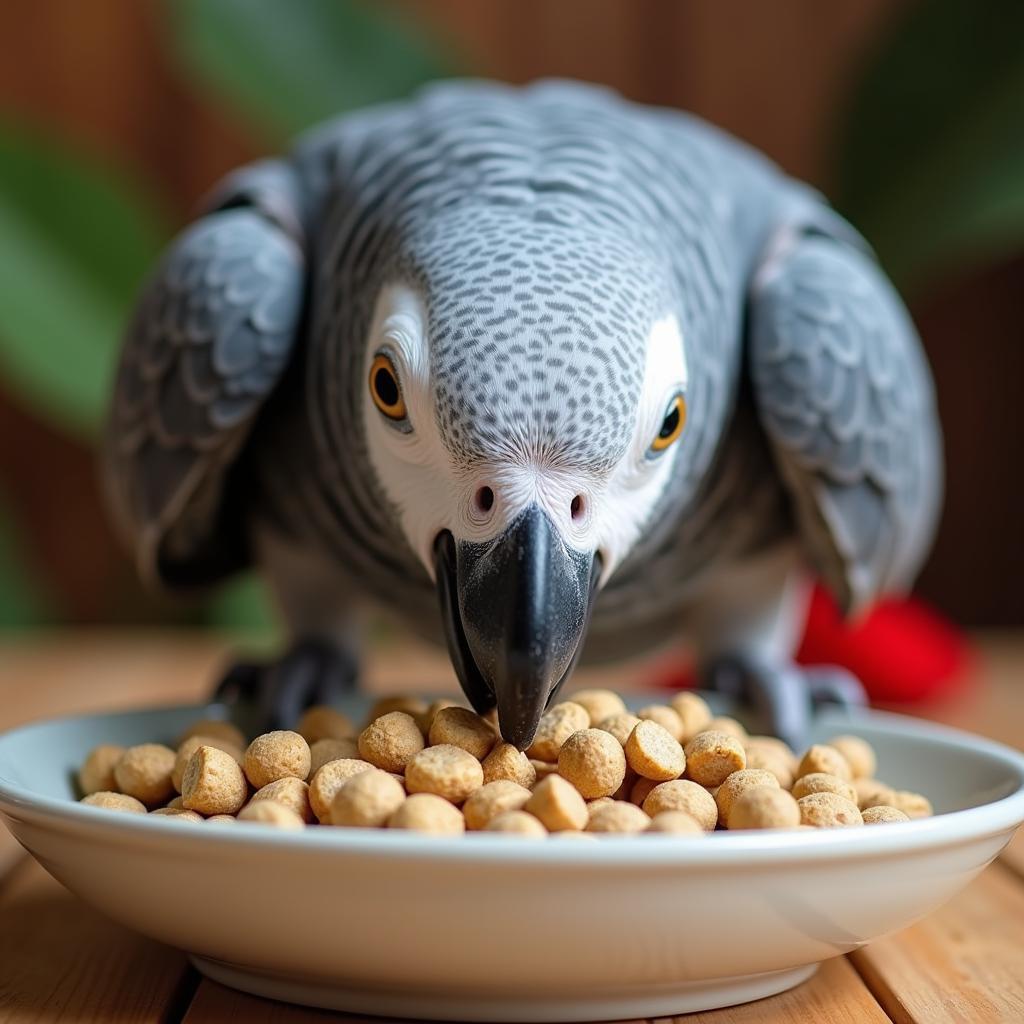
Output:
77 690 932 836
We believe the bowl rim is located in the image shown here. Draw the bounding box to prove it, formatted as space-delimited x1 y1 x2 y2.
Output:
2 702 1023 869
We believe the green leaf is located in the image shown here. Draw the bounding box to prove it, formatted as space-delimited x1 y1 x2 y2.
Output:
166 0 454 140
0 490 52 626
204 573 281 650
834 0 1024 292
0 125 167 436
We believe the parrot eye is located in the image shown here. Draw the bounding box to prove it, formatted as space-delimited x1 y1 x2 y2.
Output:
650 394 686 454
369 353 408 422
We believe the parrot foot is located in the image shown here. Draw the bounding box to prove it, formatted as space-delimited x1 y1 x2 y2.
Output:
700 654 867 752
212 637 359 733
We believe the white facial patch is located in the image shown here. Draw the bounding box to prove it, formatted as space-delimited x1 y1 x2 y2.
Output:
364 284 688 584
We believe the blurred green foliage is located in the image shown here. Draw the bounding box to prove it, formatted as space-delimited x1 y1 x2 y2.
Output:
835 0 1024 293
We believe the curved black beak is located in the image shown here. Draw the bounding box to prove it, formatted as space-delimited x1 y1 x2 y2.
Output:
433 505 600 749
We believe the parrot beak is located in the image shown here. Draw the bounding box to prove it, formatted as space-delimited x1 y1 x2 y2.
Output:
433 505 601 750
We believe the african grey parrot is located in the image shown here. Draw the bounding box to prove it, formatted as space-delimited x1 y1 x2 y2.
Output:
102 80 942 750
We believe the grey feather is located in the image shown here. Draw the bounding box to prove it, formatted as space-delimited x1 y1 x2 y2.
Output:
748 234 943 612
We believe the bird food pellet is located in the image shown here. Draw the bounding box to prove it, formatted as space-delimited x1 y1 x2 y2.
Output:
331 769 406 827
238 800 305 829
728 787 801 830
462 780 532 830
715 768 781 827
557 727 627 798
568 688 627 726
114 744 177 806
181 745 249 816
404 743 484 803
78 744 126 796
248 776 314 823
427 706 496 760
388 792 465 834
526 774 588 831
358 713 424 773
526 702 589 762
481 742 537 788
76 693 934 840
798 792 863 828
684 730 746 787
624 719 686 781
244 730 311 788
485 811 548 836
863 805 912 825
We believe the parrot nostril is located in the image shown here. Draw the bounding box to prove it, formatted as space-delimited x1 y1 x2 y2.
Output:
475 486 495 514
570 494 585 520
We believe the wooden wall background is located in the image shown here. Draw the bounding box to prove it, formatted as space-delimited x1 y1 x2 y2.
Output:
0 0 1021 625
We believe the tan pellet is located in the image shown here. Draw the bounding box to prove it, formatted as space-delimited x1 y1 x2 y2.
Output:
485 811 548 837
795 745 852 783
729 787 800 830
78 744 126 796
641 779 718 831
330 769 406 827
742 746 795 789
206 814 237 825
427 706 496 760
388 793 465 834
567 688 627 726
596 712 642 747
557 728 628 798
704 716 748 741
684 731 746 787
646 811 705 835
238 800 305 829
586 796 615 820
853 777 897 811
367 696 429 723
481 743 537 788
715 769 781 827
172 734 243 793
827 735 877 780
309 737 361 776
308 758 374 822
625 720 686 781
863 805 912 825
586 801 650 834
178 718 246 750
80 791 147 814
165 795 185 810
530 758 561 782
182 745 249 816
462 780 532 830
525 775 588 832
526 702 589 762
630 776 660 806
669 691 712 741
114 744 177 806
244 731 311 788
791 772 858 805
358 712 424 773
151 808 203 823
417 698 462 736
297 705 354 744
892 791 933 819
798 792 863 828
248 777 314 823
636 705 686 742
404 744 484 803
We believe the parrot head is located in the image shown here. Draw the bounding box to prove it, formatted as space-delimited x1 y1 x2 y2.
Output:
361 208 689 747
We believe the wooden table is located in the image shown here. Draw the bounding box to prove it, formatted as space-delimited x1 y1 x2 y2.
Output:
1 630 1022 1023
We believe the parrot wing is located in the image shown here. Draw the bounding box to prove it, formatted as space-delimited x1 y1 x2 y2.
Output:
747 231 943 613
102 161 308 588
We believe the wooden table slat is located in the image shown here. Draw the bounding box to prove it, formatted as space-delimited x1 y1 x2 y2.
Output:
183 979 338 1022
0 856 191 1023
849 863 1024 1024
999 829 1024 881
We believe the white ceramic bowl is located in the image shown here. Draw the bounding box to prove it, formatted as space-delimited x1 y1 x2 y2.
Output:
1 700 1023 1021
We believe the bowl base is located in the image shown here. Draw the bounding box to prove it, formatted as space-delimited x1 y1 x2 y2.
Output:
190 955 819 1021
